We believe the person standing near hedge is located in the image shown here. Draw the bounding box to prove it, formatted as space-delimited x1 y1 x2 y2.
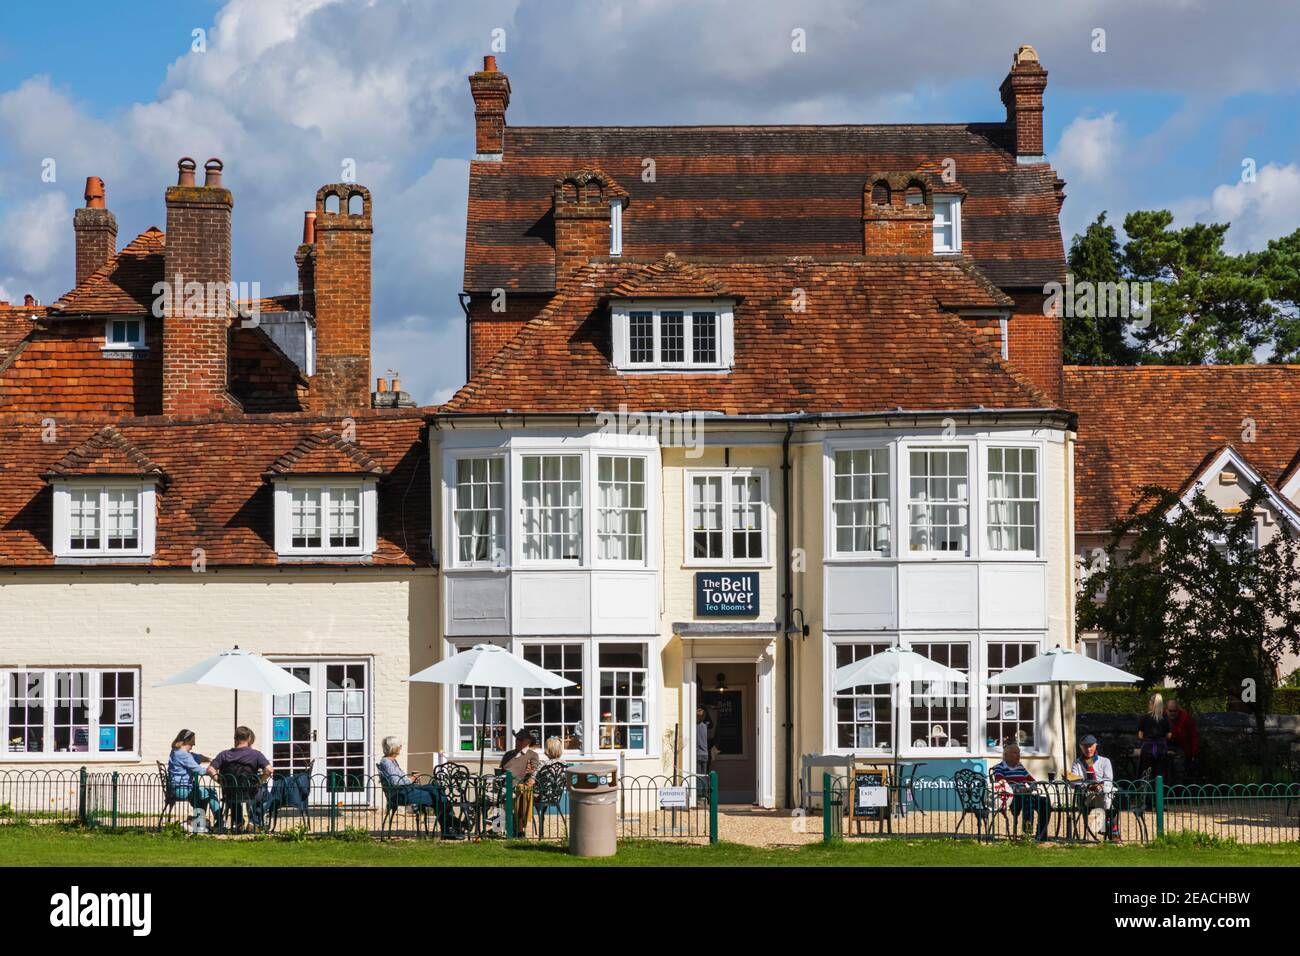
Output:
1165 698 1199 781
1137 692 1172 779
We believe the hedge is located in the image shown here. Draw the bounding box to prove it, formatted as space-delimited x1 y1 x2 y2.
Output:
1076 686 1300 716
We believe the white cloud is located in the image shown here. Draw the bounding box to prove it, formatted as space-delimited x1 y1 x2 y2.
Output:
1173 162 1300 252
0 192 72 276
1054 112 1122 185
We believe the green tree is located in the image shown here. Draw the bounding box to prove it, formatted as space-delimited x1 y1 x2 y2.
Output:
1121 211 1275 364
1063 212 1135 365
1250 227 1300 364
1078 483 1300 777
1062 210 1287 365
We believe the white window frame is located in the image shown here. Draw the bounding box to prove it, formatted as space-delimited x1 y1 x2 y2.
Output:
828 444 894 558
821 634 1049 759
103 317 146 351
519 641 588 755
609 198 624 256
450 454 508 568
595 454 649 567
610 298 735 371
903 444 972 557
683 468 771 567
517 453 585 566
1 667 141 762
906 193 962 253
595 640 652 756
983 639 1044 754
985 444 1041 557
51 480 156 559
443 639 510 758
825 637 896 755
272 478 377 558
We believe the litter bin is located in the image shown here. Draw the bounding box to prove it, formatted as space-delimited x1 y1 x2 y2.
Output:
567 763 618 857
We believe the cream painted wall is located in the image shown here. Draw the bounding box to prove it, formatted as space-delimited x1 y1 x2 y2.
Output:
0 570 438 775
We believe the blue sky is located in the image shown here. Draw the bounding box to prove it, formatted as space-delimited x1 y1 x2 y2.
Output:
2 0 1298 403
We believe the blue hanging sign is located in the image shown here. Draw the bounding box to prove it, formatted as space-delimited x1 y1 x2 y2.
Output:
273 717 291 742
694 572 759 617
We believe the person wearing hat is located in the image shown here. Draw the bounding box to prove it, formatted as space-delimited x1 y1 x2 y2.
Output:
499 729 541 834
1070 735 1120 842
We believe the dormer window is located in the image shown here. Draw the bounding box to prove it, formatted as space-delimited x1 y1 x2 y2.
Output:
52 481 156 558
907 193 962 253
105 318 145 350
609 198 625 256
611 299 734 371
272 480 378 557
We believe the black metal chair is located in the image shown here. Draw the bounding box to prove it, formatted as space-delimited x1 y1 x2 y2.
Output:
377 762 433 837
987 773 1024 838
156 761 195 829
264 761 313 833
533 762 567 838
952 768 991 839
434 762 481 835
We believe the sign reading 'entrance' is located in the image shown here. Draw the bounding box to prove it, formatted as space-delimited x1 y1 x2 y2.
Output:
694 571 758 617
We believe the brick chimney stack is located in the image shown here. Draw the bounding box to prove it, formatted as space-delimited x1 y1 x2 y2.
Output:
862 173 935 256
553 169 625 284
311 184 372 411
295 210 317 314
162 156 235 416
469 55 511 158
73 176 118 286
1000 44 1048 160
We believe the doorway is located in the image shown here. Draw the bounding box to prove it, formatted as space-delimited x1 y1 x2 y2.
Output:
266 659 371 804
698 663 757 804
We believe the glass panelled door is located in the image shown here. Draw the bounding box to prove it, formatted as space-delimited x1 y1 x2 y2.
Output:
269 659 371 804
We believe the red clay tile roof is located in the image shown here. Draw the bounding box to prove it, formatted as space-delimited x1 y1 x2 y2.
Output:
446 256 1051 415
0 411 431 567
1065 365 1300 532
0 305 39 363
53 228 165 315
43 425 167 482
610 253 733 298
263 428 386 478
465 125 1065 294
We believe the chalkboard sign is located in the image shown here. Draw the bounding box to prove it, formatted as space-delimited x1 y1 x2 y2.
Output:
700 689 744 756
850 767 890 821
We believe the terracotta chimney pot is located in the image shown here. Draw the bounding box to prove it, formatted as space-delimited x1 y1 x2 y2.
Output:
84 176 106 209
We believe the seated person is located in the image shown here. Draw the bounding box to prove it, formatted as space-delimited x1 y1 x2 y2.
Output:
167 729 225 834
990 744 1050 840
1070 734 1121 842
499 729 541 835
378 736 463 838
540 736 565 767
209 726 273 831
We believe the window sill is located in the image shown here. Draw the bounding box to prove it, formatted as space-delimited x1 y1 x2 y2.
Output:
276 554 374 564
2 752 142 764
682 560 772 570
54 554 152 565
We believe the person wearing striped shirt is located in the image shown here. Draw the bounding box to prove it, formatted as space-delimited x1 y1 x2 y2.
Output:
991 744 1050 840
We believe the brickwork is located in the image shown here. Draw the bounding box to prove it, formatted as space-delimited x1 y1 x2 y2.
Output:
311 184 372 412
73 208 118 288
162 165 235 416
468 56 511 155
1006 290 1062 404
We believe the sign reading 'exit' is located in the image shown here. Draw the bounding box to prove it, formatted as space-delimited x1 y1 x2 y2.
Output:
694 571 759 617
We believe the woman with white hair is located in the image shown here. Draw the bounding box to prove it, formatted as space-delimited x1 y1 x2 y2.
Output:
378 736 464 839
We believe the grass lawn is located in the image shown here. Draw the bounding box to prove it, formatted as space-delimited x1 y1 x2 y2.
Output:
2 825 1298 866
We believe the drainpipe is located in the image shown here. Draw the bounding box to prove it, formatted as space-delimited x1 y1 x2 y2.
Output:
458 292 472 381
781 422 795 809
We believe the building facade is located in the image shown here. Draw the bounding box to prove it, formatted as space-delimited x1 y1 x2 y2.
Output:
0 162 436 787
437 45 1076 805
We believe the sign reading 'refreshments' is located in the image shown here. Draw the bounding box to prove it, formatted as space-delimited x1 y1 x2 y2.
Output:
694 572 759 617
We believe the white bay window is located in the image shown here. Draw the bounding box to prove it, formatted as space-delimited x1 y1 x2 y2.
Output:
454 456 505 564
597 455 646 563
908 448 969 554
520 455 583 562
987 446 1039 554
832 448 891 556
